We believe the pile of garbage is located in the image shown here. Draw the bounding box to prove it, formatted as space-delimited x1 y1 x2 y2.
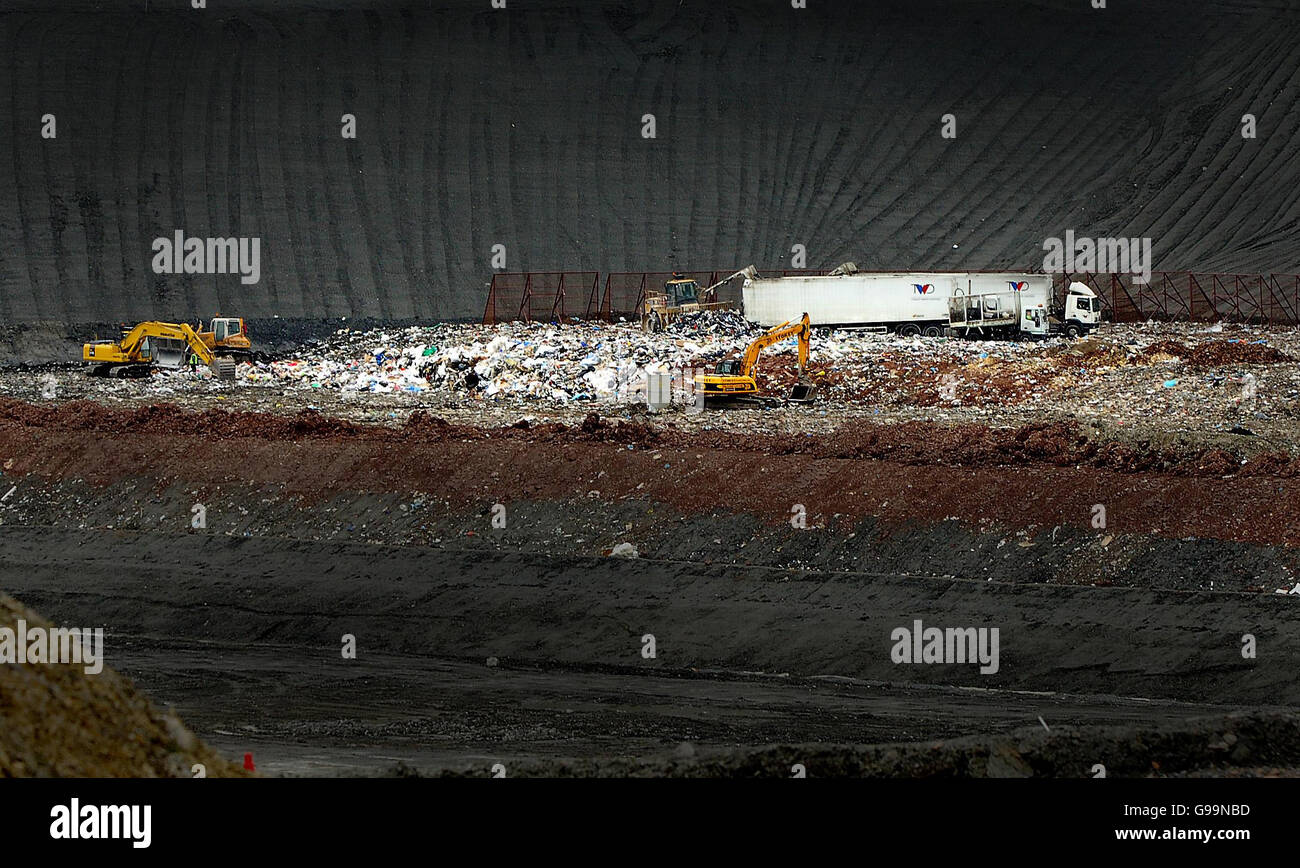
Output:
663 309 759 338
215 316 1300 420
236 314 797 405
11 313 1300 444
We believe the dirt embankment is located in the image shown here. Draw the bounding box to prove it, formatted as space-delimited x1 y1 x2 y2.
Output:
2 396 1299 476
0 593 245 777
3 399 1300 556
3 396 1298 777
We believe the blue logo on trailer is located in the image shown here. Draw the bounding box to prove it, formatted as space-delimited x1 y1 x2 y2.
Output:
1008 281 1028 292
913 284 935 295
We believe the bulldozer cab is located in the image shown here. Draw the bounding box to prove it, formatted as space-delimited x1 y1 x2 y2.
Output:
664 275 699 306
714 359 743 376
211 317 243 342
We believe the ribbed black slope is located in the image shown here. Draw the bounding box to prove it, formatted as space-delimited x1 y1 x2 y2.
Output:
2 0 1298 326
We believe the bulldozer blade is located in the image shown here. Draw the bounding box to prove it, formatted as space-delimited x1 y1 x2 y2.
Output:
151 337 188 370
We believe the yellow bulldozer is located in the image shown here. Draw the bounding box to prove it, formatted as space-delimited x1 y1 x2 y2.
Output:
695 312 816 404
83 320 240 379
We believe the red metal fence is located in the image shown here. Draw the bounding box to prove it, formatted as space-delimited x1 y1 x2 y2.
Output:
484 269 1300 326
484 269 828 323
481 271 600 325
1055 272 1300 325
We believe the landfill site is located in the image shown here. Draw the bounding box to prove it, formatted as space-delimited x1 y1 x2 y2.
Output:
4 0 1300 782
6 312 1300 777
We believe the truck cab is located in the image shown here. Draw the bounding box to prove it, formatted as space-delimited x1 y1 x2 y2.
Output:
1058 283 1100 337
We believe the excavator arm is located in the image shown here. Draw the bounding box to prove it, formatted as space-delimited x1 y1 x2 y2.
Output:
114 322 216 365
739 313 810 379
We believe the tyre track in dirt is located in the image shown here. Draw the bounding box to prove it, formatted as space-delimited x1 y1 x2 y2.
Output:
107 637 1247 777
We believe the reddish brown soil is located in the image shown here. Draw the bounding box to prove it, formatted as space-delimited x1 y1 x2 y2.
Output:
1 398 1298 546
1137 339 1294 367
0 397 1294 476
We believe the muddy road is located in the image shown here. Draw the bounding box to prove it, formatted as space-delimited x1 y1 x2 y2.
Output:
0 526 1295 775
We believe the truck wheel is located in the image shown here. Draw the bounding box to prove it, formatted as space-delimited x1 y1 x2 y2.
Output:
922 325 943 338
898 324 921 338
1065 324 1081 338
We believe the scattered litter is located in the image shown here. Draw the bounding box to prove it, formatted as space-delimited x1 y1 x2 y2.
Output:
8 316 1300 439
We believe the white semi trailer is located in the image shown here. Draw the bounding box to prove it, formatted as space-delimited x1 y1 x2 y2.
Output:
741 268 1100 338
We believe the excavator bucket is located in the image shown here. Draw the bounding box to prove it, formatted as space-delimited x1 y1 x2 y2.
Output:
788 382 817 403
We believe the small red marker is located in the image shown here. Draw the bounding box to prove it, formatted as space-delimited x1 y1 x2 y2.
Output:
244 752 255 771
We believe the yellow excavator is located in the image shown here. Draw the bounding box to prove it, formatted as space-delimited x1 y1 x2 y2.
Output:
696 312 816 403
83 321 238 379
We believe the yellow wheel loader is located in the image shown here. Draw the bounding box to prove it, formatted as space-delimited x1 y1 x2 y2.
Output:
695 312 816 403
83 321 238 380
641 267 757 332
